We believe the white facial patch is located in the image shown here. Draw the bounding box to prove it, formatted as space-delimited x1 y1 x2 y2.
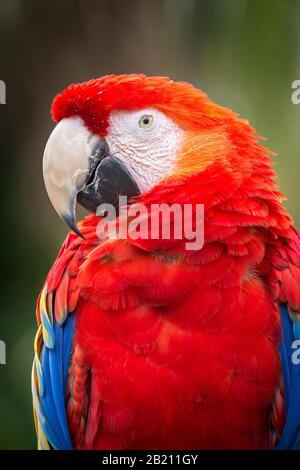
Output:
105 108 183 193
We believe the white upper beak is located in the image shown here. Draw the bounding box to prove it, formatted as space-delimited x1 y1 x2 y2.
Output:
43 116 100 235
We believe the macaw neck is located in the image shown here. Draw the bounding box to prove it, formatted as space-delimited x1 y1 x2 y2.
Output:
75 159 294 257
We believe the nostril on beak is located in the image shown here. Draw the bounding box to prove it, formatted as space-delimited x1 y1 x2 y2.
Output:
93 139 110 161
86 139 110 187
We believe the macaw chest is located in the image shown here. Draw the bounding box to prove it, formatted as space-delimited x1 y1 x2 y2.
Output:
71 280 281 449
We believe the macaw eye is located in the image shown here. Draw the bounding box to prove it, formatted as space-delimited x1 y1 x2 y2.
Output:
139 114 154 129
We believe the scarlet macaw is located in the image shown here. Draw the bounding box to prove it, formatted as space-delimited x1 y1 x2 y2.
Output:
32 74 300 450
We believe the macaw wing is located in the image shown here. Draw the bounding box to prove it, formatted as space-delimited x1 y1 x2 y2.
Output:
269 230 300 449
32 288 75 450
276 304 300 449
32 232 86 450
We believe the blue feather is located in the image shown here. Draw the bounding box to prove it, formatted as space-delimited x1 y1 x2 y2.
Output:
40 313 74 450
276 304 300 449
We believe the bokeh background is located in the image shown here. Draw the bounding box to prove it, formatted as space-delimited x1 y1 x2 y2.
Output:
0 0 299 449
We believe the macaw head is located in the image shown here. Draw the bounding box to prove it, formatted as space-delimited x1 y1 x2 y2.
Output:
43 74 278 237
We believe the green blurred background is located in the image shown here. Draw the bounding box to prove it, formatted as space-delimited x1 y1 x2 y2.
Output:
0 0 299 449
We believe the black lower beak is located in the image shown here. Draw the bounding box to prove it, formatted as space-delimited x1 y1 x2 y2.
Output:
77 139 140 215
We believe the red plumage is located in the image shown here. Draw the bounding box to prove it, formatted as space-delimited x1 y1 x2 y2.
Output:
38 74 300 449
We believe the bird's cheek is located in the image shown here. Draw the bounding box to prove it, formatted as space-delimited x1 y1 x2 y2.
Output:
173 130 232 177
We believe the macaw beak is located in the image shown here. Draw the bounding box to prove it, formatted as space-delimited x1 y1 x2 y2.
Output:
43 116 140 237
